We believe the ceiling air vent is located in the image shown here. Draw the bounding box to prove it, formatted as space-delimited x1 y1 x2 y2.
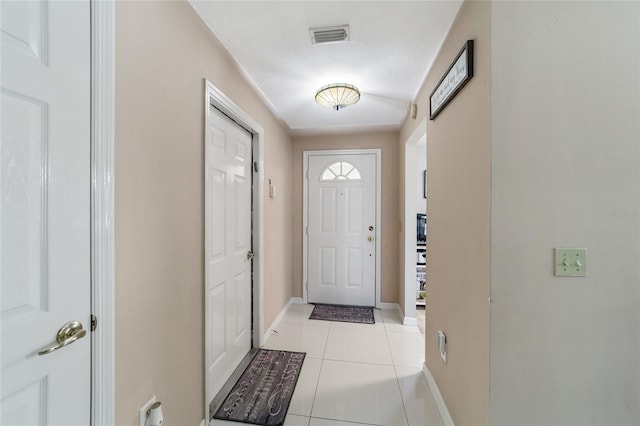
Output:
310 25 349 45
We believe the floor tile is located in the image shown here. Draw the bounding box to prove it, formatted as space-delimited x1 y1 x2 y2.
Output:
282 304 332 328
381 307 403 324
285 414 311 426
263 322 330 359
395 366 444 426
309 417 377 426
324 324 393 365
416 307 425 335
312 360 408 426
387 332 425 368
326 314 385 331
374 308 383 323
382 308 421 334
289 357 322 416
213 415 309 426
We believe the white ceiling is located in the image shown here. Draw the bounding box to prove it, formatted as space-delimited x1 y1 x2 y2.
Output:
190 1 462 134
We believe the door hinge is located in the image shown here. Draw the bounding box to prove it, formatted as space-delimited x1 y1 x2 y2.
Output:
91 314 97 332
253 161 258 172
305 226 308 235
305 169 309 179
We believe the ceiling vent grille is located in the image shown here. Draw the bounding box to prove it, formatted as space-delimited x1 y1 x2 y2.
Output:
310 25 349 44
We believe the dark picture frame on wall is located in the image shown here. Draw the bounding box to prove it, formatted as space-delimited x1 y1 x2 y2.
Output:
429 39 474 120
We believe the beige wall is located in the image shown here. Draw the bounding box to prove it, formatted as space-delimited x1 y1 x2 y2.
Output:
490 2 640 424
291 131 400 304
399 1 492 424
115 2 292 425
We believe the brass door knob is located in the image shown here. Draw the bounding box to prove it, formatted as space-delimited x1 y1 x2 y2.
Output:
38 321 87 356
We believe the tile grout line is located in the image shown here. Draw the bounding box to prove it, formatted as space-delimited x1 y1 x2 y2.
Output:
309 415 384 426
305 314 332 424
307 358 324 424
382 310 413 426
287 306 414 426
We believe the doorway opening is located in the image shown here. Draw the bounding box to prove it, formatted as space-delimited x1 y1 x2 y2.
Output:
402 119 427 326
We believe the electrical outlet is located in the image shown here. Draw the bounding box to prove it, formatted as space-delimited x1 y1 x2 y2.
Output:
555 248 587 277
139 396 156 426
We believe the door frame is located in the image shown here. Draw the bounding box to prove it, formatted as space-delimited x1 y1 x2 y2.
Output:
302 149 382 308
91 1 115 424
402 118 427 326
204 80 266 421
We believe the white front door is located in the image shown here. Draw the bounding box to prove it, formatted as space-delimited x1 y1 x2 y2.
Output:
307 153 378 306
205 106 253 409
1 1 91 424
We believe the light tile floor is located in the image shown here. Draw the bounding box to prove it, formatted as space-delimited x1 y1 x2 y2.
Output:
416 306 426 335
213 303 443 426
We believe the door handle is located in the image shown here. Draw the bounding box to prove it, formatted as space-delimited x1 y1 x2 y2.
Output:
247 250 254 260
367 236 375 242
38 321 87 356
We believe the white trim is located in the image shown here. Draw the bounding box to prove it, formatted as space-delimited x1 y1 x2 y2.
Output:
187 1 287 129
403 317 418 327
402 119 427 328
302 149 382 308
290 123 400 138
262 297 304 343
423 364 455 426
90 1 115 425
204 80 266 424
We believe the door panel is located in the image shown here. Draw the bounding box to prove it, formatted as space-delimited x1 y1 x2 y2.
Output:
320 188 337 233
307 154 377 306
1 1 91 424
346 188 364 234
347 248 363 288
205 107 252 404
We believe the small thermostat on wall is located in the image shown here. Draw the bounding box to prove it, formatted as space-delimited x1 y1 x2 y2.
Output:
269 179 276 199
437 330 447 363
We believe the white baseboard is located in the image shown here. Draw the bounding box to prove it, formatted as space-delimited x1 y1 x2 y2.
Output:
380 302 411 325
198 420 205 426
403 317 417 326
422 363 454 426
261 297 302 344
379 303 417 327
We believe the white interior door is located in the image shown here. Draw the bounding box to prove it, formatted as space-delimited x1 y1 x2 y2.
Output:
307 153 377 306
1 1 91 424
205 106 253 407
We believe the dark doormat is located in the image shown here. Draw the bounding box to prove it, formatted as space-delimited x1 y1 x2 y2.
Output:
309 303 375 324
213 349 306 426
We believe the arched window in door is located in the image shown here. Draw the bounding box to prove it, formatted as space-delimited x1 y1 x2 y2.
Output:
320 161 362 181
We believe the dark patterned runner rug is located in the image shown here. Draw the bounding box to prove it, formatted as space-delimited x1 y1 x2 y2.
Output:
309 303 375 324
213 349 306 426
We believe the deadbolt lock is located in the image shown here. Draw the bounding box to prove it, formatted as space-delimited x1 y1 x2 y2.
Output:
368 226 374 231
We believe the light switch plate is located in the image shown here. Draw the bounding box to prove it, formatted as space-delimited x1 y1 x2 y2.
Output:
555 248 587 277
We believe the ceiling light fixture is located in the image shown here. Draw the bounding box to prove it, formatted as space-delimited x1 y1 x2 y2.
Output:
315 83 361 111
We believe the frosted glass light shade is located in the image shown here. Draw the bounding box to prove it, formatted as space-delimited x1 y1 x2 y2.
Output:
315 83 360 111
